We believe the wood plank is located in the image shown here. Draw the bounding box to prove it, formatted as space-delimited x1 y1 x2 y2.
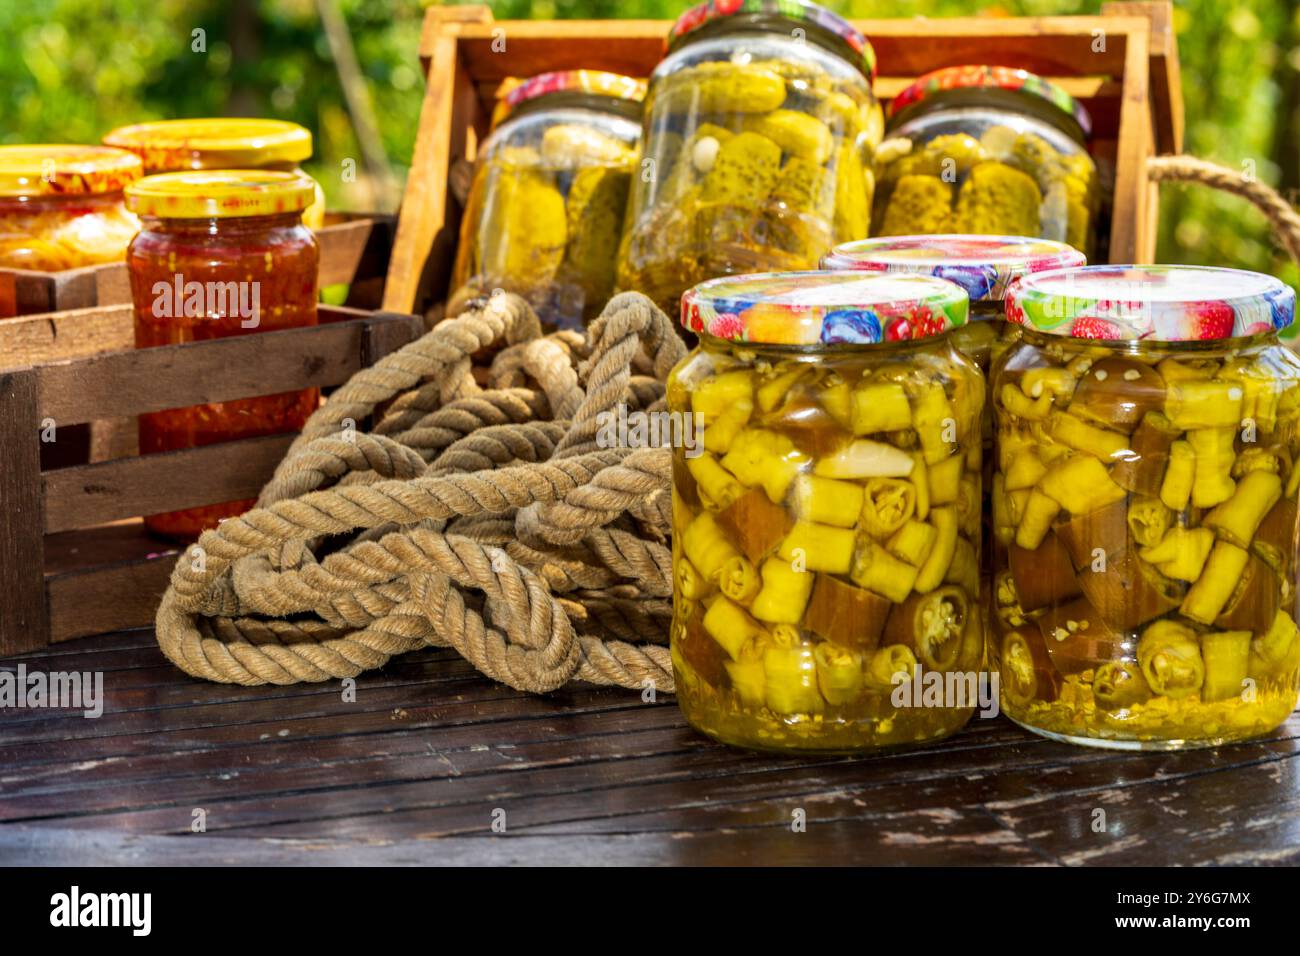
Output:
0 305 135 368
33 321 365 425
1110 22 1154 262
1103 0 1184 152
0 368 47 655
42 432 296 534
45 557 177 644
448 17 1139 80
317 214 394 288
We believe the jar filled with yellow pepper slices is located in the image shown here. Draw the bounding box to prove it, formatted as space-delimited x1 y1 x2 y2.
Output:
993 265 1300 749
618 0 882 318
873 66 1100 259
670 271 985 752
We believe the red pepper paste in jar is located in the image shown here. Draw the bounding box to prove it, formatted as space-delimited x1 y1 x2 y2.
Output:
124 169 319 540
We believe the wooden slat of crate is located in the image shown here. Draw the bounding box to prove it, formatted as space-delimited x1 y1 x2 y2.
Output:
0 305 423 656
0 213 393 319
383 2 1183 317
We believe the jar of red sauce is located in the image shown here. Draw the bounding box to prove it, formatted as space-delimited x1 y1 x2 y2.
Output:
124 169 319 540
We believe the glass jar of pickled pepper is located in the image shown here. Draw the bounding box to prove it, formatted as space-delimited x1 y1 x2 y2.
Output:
125 170 320 541
822 234 1086 372
874 66 1100 258
0 145 141 271
670 271 985 752
618 0 883 317
993 264 1300 749
449 70 644 331
105 119 326 229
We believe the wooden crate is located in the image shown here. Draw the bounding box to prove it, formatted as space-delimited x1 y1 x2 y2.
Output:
382 1 1184 317
0 212 395 318
0 305 423 655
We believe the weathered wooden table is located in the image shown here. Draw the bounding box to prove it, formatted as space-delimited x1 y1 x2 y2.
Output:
2 628 1298 866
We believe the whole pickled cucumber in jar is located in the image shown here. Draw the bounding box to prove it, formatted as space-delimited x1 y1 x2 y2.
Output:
449 70 643 330
991 264 1300 750
669 270 986 754
617 0 881 320
872 65 1100 258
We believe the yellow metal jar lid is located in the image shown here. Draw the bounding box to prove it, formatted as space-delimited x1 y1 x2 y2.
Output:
126 170 316 219
103 118 312 170
0 145 142 197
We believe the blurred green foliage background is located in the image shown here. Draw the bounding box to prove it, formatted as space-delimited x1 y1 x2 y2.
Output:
2 0 1298 282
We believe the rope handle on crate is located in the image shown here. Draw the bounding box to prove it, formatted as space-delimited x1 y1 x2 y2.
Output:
1147 154 1300 267
154 290 687 693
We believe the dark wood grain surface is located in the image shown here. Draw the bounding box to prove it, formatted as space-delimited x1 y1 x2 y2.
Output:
2 628 1297 866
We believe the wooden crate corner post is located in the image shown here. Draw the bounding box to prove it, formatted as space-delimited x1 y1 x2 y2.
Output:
0 366 48 656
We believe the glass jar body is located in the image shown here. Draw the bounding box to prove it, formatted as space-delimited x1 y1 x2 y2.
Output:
128 212 320 540
873 98 1099 257
990 329 1300 748
619 30 881 317
451 104 640 330
0 193 139 271
668 333 985 752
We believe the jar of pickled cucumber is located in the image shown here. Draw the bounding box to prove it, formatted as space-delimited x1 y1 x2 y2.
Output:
618 0 882 317
449 70 644 331
992 264 1300 749
873 66 1100 258
104 118 326 230
0 145 142 271
670 271 985 752
822 234 1086 372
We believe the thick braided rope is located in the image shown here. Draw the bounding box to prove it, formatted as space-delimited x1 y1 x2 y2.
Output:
154 292 681 694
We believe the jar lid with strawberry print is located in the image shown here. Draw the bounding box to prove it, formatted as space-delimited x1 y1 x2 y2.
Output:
822 235 1086 307
681 270 969 347
1004 264 1296 342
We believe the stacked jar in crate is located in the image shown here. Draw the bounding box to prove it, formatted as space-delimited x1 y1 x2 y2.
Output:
873 66 1100 258
618 0 883 317
450 70 645 330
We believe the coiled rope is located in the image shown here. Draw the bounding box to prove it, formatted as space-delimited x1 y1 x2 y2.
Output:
155 290 686 693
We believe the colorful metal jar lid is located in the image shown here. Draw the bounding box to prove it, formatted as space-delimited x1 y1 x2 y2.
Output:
889 65 1092 137
0 145 142 198
667 0 877 80
1005 264 1296 341
493 70 647 127
822 235 1087 306
682 271 969 346
103 118 312 171
126 170 317 219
